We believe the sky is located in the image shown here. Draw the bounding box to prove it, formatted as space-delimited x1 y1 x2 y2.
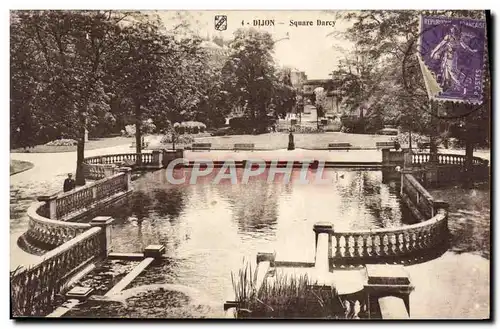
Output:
158 10 354 79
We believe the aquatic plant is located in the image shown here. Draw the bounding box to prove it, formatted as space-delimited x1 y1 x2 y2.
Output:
231 261 348 319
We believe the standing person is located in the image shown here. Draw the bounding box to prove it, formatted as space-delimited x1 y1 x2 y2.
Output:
63 173 76 192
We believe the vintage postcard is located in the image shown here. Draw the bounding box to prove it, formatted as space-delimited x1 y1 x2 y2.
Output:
10 10 491 319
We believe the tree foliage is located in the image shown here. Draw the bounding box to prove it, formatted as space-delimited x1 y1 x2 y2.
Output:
334 10 489 148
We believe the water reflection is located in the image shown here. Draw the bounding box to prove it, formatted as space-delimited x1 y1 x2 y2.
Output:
104 168 413 251
102 168 416 304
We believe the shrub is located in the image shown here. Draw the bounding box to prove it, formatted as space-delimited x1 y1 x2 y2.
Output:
397 132 428 145
121 120 157 137
45 138 77 146
229 117 276 134
174 121 207 134
122 125 136 137
160 134 195 145
324 121 342 132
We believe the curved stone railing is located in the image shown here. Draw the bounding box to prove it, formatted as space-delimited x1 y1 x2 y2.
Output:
25 149 175 251
27 202 91 248
83 151 165 180
329 209 447 263
315 170 449 265
26 169 132 249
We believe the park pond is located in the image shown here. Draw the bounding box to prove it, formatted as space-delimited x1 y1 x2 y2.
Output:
94 168 417 310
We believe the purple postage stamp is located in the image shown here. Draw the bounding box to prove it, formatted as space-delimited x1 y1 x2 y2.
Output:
418 16 486 104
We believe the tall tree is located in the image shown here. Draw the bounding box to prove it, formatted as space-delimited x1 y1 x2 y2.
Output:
11 10 128 185
337 10 490 183
223 28 276 121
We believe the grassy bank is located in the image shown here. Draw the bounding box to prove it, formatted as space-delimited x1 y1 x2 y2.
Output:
11 136 134 154
428 182 490 259
10 159 34 175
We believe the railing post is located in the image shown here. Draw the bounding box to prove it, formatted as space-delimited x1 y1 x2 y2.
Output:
91 185 97 201
38 195 58 220
381 149 390 167
89 216 115 256
313 222 333 271
103 165 115 177
433 200 449 214
152 150 162 169
255 252 275 292
117 167 132 191
364 264 414 319
403 150 412 169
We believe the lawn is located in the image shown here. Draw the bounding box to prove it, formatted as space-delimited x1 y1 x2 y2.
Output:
10 159 34 175
11 136 134 153
428 182 490 259
156 132 395 150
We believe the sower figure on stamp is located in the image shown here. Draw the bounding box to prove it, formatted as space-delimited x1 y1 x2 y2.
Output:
430 25 479 94
63 173 76 192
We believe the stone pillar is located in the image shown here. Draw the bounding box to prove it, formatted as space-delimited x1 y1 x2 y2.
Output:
143 244 165 258
91 185 97 201
313 222 333 262
152 150 163 169
117 167 132 191
425 165 439 188
175 148 184 159
381 149 390 166
103 165 115 177
38 195 58 219
90 216 115 256
403 149 413 169
433 200 449 219
364 264 414 319
256 252 275 265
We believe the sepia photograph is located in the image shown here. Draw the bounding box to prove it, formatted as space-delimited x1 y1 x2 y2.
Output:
9 9 491 320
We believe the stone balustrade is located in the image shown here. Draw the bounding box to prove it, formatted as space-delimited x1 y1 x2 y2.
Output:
341 291 366 319
83 163 117 180
27 202 90 248
82 150 184 180
311 171 449 265
410 152 488 167
329 209 447 264
25 150 175 252
11 225 107 316
27 170 132 249
50 172 129 220
401 173 435 219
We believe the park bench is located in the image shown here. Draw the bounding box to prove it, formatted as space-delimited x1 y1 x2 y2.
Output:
376 141 395 150
192 143 212 151
417 142 431 149
328 143 352 151
233 143 255 151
